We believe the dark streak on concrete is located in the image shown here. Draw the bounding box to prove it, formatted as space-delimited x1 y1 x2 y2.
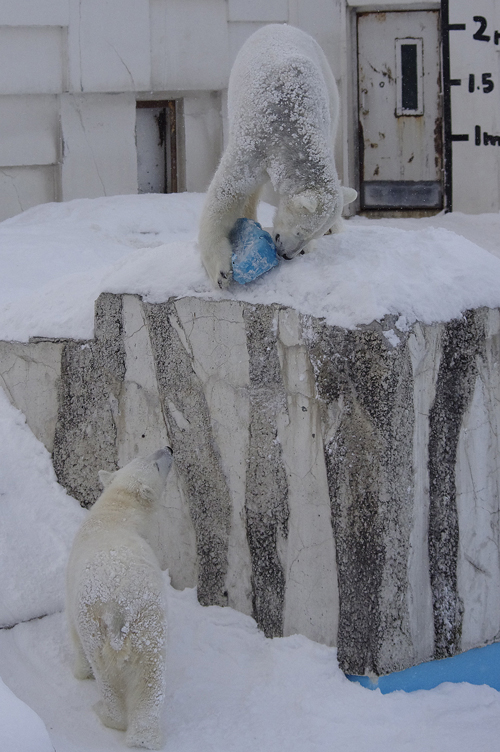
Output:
244 304 289 638
143 299 231 608
52 293 125 507
428 310 482 658
308 317 414 675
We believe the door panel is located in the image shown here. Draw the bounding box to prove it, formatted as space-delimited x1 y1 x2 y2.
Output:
358 11 443 210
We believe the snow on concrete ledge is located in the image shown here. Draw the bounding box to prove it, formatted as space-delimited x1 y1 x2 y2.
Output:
1 193 500 343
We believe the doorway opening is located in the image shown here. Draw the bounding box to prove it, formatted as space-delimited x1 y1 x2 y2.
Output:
136 100 178 194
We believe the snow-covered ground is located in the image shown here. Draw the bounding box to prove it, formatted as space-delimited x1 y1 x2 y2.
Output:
1 193 500 751
3 574 500 752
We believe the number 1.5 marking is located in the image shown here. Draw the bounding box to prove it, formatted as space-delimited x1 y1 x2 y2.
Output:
468 73 495 93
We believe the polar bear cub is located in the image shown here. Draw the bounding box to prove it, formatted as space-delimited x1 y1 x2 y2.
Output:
198 23 357 288
66 447 174 749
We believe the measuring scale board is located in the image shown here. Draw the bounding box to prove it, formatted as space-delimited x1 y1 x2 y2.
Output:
444 0 500 212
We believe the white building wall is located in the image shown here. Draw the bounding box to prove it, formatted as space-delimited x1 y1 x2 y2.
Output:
0 96 59 166
0 0 356 222
0 0 234 220
0 26 65 94
0 167 56 219
66 0 151 93
183 92 223 192
227 0 289 23
0 0 69 27
1 0 496 222
150 0 229 91
59 93 138 200
448 0 500 213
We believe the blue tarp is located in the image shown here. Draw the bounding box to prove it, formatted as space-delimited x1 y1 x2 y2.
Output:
230 218 279 284
347 642 500 693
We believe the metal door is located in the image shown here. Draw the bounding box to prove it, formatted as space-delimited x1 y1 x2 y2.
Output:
358 11 443 210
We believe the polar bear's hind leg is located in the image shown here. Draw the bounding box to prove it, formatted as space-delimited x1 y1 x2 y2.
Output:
93 697 127 732
69 622 94 680
125 648 166 749
91 641 128 731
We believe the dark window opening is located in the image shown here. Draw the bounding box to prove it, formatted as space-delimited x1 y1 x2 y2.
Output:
401 44 418 111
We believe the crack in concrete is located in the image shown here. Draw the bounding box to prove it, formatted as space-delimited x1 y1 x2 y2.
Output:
106 40 136 88
124 322 147 341
464 555 490 576
75 104 106 193
78 0 83 91
0 169 23 211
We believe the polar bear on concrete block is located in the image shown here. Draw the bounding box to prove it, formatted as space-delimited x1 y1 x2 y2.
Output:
66 447 174 750
198 23 357 288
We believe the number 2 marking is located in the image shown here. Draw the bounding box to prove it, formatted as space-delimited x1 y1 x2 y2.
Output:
473 16 491 42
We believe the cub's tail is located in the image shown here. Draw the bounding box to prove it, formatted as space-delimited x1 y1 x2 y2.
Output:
101 606 129 652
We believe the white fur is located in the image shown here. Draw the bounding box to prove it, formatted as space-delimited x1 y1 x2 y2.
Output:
66 448 173 750
198 23 357 288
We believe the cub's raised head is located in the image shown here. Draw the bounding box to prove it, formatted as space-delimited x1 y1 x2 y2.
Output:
273 186 357 259
98 447 173 502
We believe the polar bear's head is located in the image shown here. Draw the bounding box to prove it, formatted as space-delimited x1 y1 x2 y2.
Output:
273 186 357 259
98 447 173 502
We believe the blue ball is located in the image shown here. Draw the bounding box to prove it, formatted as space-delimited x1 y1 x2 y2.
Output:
230 218 279 285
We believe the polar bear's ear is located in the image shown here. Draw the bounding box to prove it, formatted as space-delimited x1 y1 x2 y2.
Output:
98 469 115 488
342 187 358 206
293 191 318 214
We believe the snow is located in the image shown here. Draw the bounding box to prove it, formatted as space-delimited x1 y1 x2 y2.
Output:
1 194 500 342
0 677 53 752
2 582 500 752
0 389 85 628
1 193 500 750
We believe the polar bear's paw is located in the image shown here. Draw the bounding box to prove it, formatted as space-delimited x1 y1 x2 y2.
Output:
217 266 233 289
93 699 127 732
126 719 164 750
200 236 233 289
209 255 233 290
73 659 94 680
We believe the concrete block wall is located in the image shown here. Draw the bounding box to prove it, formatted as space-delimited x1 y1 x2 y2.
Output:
0 0 352 221
2 293 500 678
